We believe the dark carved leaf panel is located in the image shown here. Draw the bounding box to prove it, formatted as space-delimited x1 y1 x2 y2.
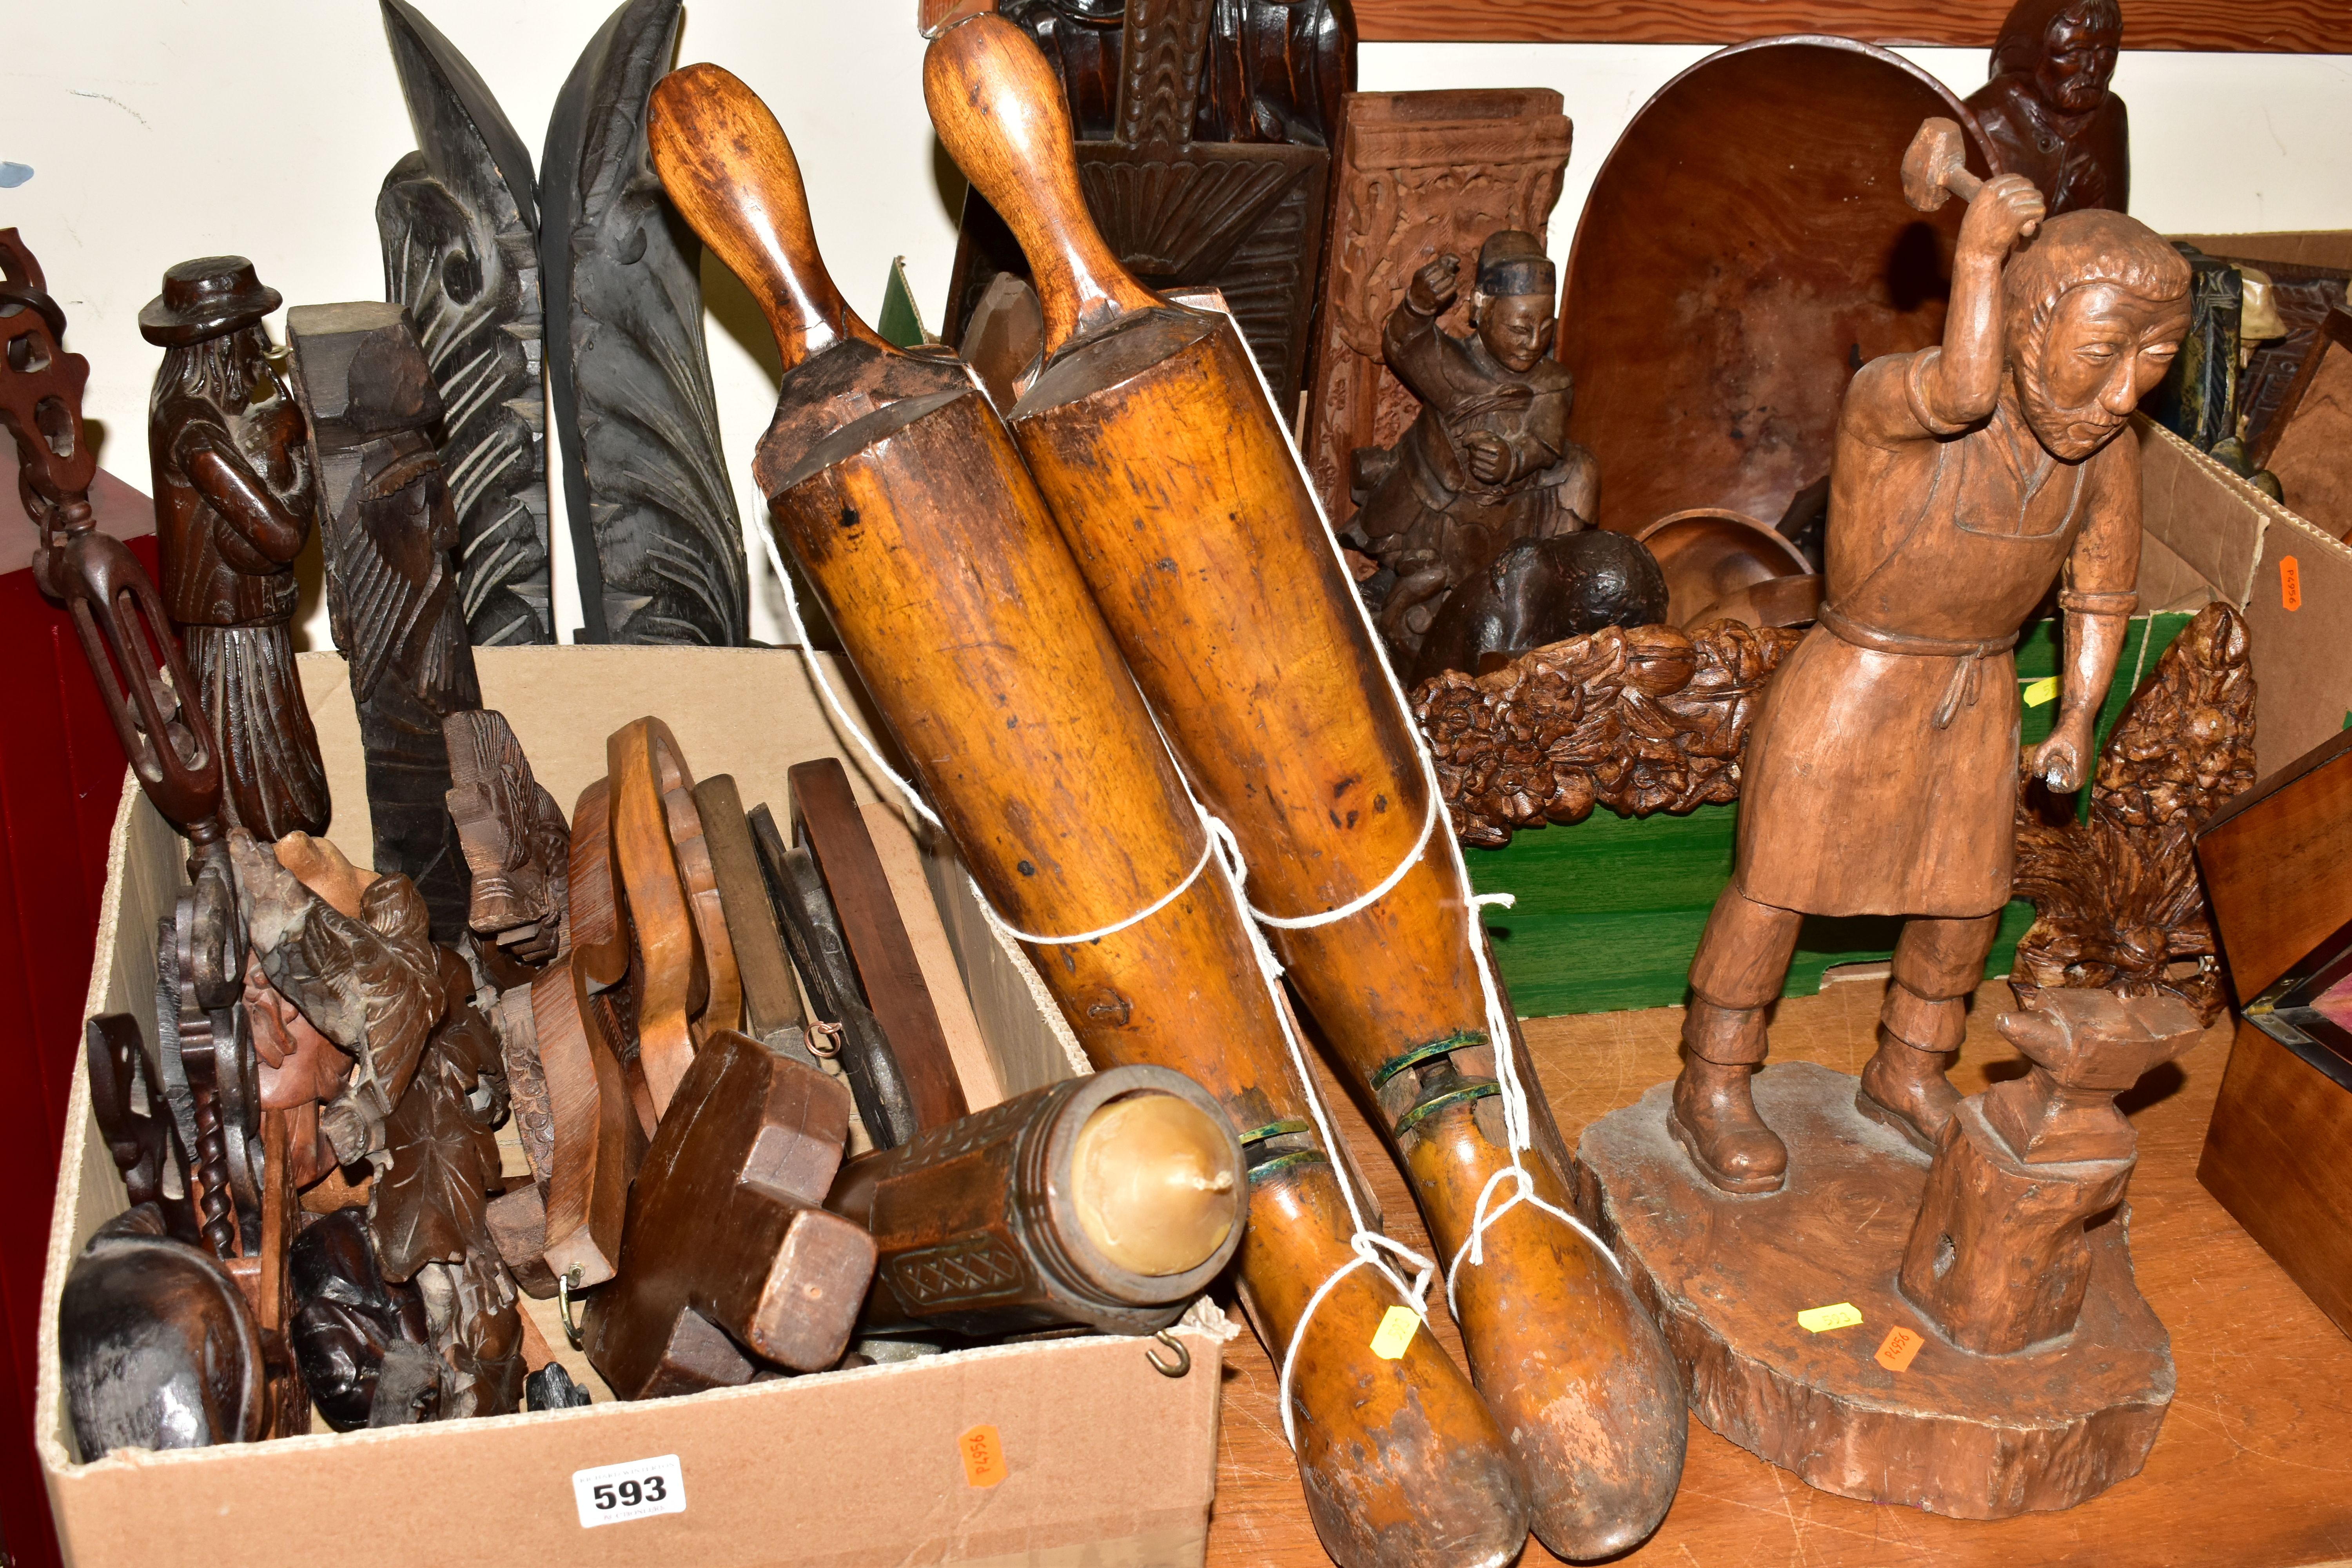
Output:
378 1 554 648
543 0 749 648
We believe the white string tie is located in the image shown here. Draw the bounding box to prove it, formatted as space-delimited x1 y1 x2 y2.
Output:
975 826 1218 947
1198 808 1440 1450
1246 785 1438 931
765 522 1229 952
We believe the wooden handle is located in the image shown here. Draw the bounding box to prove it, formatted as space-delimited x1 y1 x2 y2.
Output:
647 63 884 370
1950 166 2041 240
924 14 1159 352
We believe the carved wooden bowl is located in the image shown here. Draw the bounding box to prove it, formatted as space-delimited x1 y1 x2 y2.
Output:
1559 36 1996 534
1634 508 1814 629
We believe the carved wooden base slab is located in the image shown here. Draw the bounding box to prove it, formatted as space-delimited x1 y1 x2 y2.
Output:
1576 1060 2173 1519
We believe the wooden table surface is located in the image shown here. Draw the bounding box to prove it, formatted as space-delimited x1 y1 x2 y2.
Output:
1203 978 2352 1568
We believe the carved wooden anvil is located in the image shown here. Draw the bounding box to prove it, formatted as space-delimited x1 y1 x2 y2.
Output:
581 1029 875 1399
1900 988 2201 1355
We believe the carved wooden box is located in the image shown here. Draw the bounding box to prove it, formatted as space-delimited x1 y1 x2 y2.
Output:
2196 728 2352 1339
36 647 1225 1568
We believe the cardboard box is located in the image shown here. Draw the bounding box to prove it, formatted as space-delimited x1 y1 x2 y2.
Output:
2170 231 2352 274
2137 416 2352 784
37 646 1225 1568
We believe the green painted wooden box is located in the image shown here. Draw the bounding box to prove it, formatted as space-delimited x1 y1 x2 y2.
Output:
1468 615 2192 1017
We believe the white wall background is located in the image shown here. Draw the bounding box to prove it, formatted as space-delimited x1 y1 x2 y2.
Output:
7 3 2349 648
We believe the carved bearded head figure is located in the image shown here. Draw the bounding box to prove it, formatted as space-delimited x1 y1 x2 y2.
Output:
1994 0 2123 117
2001 211 2191 462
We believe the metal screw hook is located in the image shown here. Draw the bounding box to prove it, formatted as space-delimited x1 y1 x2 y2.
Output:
1146 1329 1191 1379
557 1266 584 1349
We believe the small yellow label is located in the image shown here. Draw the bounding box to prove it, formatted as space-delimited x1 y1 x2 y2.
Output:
2283 555 2304 612
1797 1302 1864 1333
1370 1305 1420 1360
2022 676 2060 708
1876 1326 1925 1371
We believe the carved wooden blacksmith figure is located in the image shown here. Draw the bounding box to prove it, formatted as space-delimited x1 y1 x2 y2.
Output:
1352 230 1597 659
142 258 331 841
1966 0 2129 216
1669 183 2190 1194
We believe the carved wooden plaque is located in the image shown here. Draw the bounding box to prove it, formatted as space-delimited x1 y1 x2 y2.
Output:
1300 89 1571 530
944 0 1350 403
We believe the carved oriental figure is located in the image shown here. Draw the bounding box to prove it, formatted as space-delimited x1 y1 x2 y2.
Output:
236 832 440 1172
1350 232 1595 659
236 832 522 1419
1670 190 2190 1196
1965 0 2129 217
140 258 331 842
443 708 569 967
1302 89 1571 528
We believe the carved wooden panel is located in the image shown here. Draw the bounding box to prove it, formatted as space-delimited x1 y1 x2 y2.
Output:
1301 88 1571 528
2013 603 2257 1026
1415 619 1804 847
2236 264 2350 464
1350 0 2352 53
543 0 749 647
945 0 1350 401
379 0 553 647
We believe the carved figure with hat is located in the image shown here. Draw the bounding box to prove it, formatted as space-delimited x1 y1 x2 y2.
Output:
141 256 330 842
1347 229 1599 663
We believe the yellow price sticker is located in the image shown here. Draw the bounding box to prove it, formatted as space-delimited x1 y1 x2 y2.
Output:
1370 1305 1421 1360
1797 1302 1864 1333
2021 676 2060 708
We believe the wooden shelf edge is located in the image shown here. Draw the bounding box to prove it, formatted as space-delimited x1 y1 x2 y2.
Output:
1354 0 2352 54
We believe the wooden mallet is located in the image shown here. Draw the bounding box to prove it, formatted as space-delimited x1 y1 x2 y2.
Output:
580 1028 873 1398
1902 116 2038 238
